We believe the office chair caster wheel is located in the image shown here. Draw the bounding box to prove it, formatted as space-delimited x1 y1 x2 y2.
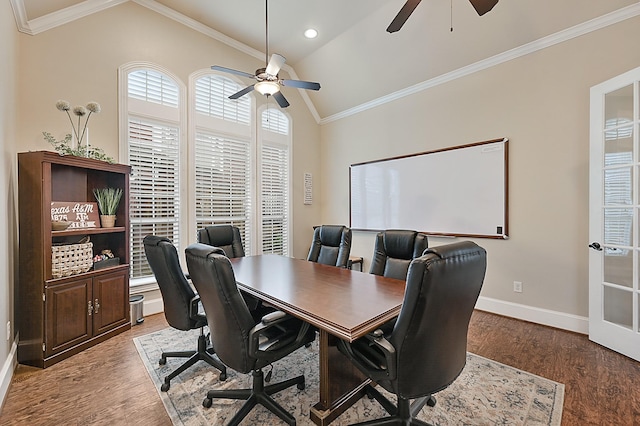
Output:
203 398 213 408
297 379 305 390
159 357 167 365
427 395 436 407
219 372 227 381
161 382 170 392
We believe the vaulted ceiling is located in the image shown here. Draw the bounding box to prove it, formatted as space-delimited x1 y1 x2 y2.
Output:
13 0 640 121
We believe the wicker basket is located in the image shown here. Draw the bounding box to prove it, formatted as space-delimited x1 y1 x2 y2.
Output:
51 239 93 278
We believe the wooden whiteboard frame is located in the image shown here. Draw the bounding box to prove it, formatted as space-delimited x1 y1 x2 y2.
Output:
349 138 509 239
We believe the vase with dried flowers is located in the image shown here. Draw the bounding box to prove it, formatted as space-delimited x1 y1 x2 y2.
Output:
43 99 114 163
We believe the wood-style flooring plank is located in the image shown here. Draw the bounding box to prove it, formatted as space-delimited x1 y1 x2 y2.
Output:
1 310 640 425
0 314 171 426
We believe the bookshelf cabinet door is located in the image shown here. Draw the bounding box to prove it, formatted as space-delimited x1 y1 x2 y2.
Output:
45 278 93 356
92 270 130 335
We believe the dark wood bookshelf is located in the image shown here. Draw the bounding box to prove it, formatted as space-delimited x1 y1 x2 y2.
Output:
17 151 132 368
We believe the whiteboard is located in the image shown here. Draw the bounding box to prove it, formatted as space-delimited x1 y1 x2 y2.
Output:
349 138 508 239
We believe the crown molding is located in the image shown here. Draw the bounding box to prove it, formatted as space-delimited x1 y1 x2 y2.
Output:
320 2 640 125
10 0 127 35
12 0 638 125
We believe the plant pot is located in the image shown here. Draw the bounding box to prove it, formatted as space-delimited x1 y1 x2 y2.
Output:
100 215 116 228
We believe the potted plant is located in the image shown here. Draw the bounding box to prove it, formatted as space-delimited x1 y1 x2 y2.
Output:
93 187 123 228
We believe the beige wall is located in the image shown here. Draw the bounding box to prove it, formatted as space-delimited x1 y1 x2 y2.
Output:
1 0 19 400
320 16 640 322
14 2 322 259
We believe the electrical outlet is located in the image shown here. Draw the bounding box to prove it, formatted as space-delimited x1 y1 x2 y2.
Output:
513 281 523 293
6 321 10 341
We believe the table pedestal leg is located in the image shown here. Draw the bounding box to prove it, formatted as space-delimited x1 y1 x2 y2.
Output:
309 330 369 426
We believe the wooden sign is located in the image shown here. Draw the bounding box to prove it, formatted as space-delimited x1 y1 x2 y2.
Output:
51 201 100 229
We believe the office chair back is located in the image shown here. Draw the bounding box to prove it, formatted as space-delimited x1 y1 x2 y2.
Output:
390 241 486 398
197 224 245 258
307 225 352 268
185 243 260 373
369 230 429 280
143 235 201 331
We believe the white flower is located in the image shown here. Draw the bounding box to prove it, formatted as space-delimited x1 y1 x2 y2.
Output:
56 100 70 111
73 106 87 117
86 102 101 114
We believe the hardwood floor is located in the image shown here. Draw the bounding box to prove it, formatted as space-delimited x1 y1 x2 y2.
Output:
1 310 639 425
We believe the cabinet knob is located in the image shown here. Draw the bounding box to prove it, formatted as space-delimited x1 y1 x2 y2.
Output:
88 300 93 316
94 298 100 314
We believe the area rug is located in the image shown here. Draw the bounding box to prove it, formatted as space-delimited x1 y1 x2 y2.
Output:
134 327 564 425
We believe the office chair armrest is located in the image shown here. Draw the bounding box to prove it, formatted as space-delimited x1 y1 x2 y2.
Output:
249 311 312 362
337 329 397 382
188 295 203 320
261 310 287 324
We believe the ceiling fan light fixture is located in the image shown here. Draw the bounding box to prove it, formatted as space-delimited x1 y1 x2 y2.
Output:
255 81 280 96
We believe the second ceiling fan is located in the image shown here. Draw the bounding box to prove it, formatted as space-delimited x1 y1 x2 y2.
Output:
387 0 499 33
211 0 320 108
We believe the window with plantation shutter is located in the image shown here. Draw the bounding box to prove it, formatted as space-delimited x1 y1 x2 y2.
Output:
122 66 294 289
260 108 291 256
129 118 180 278
193 74 254 251
262 108 289 135
194 131 252 253
195 75 250 124
129 69 179 107
125 67 182 283
261 142 289 255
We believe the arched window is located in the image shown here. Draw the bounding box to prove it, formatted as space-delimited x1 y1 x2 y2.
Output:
192 74 253 252
120 65 294 286
259 107 291 255
121 66 185 283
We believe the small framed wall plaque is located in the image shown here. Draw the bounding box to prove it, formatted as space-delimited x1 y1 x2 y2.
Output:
51 201 100 229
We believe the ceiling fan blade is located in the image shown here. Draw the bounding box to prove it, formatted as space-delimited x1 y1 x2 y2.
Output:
280 79 321 91
265 53 286 76
229 85 255 100
272 91 290 108
469 0 498 16
211 65 256 80
386 0 422 33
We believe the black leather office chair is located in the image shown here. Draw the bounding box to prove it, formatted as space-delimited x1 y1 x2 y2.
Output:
306 225 352 268
197 224 265 311
338 241 487 425
186 243 316 426
369 230 429 280
143 235 227 392
197 224 245 258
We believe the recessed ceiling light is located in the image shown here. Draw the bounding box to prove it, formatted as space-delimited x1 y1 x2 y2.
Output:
304 28 318 39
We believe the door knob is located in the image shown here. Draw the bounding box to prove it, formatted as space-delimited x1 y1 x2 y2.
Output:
589 242 603 251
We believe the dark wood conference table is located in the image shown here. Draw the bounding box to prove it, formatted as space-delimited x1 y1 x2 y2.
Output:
229 254 406 426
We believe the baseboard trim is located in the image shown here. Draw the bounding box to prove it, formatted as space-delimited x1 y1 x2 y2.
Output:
143 296 164 317
476 296 588 335
139 294 589 335
0 337 18 410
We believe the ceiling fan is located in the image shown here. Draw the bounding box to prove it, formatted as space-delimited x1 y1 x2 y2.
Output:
387 0 499 33
211 0 321 108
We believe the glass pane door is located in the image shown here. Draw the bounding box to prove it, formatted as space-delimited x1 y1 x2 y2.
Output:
589 68 640 361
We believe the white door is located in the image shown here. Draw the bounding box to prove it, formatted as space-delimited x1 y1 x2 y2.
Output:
589 66 640 361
